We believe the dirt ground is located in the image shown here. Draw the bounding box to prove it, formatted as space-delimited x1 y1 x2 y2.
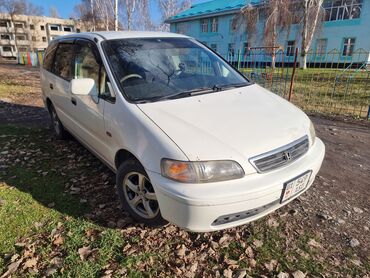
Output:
0 64 369 276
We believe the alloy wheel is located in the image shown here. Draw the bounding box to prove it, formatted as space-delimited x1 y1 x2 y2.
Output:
123 172 159 219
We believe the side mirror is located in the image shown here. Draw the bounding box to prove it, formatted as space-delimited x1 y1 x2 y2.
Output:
71 78 98 96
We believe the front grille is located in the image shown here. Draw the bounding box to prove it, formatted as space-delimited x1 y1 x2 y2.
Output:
212 199 280 226
250 136 309 173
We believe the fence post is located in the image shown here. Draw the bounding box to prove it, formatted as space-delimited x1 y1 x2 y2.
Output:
367 105 370 120
288 47 299 102
237 49 241 70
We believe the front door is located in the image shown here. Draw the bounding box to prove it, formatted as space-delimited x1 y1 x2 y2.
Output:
70 39 112 163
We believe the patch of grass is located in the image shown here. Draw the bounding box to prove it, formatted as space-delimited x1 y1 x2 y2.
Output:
0 84 31 98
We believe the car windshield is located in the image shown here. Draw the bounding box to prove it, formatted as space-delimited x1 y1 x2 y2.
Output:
102 37 251 103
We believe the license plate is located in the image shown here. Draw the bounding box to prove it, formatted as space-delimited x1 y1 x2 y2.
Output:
280 171 312 203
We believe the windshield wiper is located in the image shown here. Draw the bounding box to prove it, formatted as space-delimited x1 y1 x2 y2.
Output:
139 87 215 103
212 82 250 92
134 83 249 103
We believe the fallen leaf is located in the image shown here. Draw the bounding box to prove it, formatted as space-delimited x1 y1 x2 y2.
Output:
176 244 187 257
292 270 306 278
78 246 93 261
23 257 37 269
53 235 64 246
245 246 254 258
223 268 233 278
253 239 263 248
308 239 322 249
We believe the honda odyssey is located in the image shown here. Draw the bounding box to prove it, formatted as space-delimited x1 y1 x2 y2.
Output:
41 31 325 232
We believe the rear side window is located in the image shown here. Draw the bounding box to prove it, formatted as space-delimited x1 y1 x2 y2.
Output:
43 41 57 72
53 43 75 81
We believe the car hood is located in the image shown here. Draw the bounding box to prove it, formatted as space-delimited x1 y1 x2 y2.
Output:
137 84 311 174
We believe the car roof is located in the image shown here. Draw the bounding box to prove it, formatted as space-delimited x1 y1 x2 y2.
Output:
54 31 190 41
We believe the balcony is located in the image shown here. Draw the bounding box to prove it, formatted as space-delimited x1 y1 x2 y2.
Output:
0 26 14 33
16 39 30 45
0 39 15 45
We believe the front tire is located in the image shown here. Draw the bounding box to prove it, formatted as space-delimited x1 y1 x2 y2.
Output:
116 159 167 227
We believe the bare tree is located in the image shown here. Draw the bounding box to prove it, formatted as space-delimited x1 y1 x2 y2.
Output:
298 0 324 69
95 0 115 31
235 0 295 68
136 0 155 31
74 0 116 31
157 0 191 31
49 6 60 18
123 0 136 30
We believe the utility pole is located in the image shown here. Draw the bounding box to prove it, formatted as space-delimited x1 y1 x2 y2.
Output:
114 0 118 31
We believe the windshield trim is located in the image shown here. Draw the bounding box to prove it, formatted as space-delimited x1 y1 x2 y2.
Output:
101 37 252 104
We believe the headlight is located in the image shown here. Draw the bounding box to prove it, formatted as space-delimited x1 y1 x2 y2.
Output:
309 121 316 145
161 159 245 183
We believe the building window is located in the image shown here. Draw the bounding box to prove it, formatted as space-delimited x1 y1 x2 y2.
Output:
32 36 36 41
201 19 208 33
176 22 188 34
2 46 12 52
76 28 81 33
316 39 328 55
18 47 27 52
42 36 46 42
16 35 26 41
1 34 10 40
14 22 24 28
228 43 235 58
40 25 45 30
229 19 237 33
50 25 59 31
324 0 363 21
63 26 72 32
286 40 296 56
211 17 218 32
342 38 355 56
30 24 34 30
0 21 8 27
210 43 217 52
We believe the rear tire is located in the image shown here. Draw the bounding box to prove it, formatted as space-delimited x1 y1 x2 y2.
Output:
49 103 68 140
116 159 167 227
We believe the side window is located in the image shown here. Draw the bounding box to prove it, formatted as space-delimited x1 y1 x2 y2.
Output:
43 41 57 72
74 41 111 98
53 43 75 80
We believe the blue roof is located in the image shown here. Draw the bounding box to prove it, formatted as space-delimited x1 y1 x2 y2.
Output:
167 0 259 22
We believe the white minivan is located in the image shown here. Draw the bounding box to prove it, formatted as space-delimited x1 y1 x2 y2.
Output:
41 31 325 232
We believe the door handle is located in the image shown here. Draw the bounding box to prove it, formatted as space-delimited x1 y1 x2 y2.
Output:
49 83 53 89
71 97 77 105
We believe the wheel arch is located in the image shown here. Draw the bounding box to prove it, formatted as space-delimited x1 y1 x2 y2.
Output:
114 149 143 170
46 97 52 112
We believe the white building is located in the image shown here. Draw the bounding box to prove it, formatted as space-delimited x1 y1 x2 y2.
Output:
0 13 84 59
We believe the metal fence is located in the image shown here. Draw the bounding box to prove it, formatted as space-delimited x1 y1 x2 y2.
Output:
221 48 370 119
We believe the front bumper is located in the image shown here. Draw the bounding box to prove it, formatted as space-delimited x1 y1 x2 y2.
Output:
148 138 325 232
